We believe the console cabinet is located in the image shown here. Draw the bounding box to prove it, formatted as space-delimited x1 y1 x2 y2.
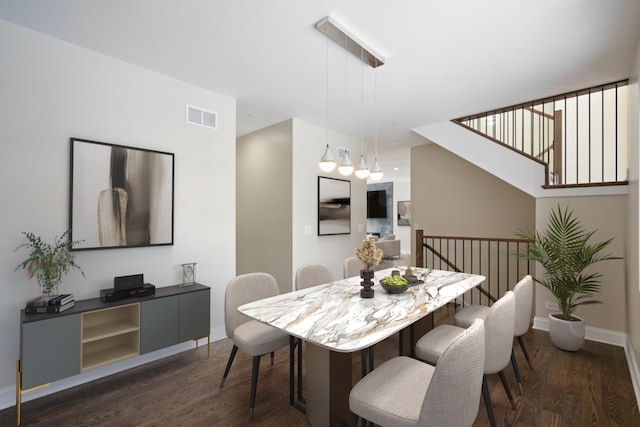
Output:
139 288 211 353
18 283 210 424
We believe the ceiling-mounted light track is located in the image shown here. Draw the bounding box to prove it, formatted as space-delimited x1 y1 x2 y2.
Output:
315 16 384 69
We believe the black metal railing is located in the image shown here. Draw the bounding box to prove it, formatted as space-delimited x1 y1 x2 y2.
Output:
454 80 629 187
415 230 531 307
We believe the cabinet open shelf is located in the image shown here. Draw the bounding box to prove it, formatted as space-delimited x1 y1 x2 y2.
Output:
82 338 140 371
81 303 140 371
82 320 139 343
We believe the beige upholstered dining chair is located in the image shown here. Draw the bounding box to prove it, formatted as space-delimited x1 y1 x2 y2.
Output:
415 291 515 427
343 256 362 279
348 319 486 427
292 264 335 407
454 275 533 394
295 263 334 290
220 273 290 420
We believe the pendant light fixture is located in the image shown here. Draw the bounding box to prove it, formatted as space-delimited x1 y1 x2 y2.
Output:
315 16 385 178
369 60 384 181
338 150 354 176
319 144 336 172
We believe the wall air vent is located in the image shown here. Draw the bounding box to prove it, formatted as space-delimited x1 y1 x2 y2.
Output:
186 104 217 129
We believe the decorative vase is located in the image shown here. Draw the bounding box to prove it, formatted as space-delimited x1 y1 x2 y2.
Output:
548 313 585 351
41 282 58 298
360 269 375 298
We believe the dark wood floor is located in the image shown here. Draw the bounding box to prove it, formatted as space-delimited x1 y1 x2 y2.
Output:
2 307 639 427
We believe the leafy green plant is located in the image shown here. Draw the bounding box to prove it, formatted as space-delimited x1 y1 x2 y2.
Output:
516 205 620 320
14 230 85 293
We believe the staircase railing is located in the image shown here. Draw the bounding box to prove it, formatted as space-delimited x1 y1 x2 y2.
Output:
415 230 531 306
453 80 629 187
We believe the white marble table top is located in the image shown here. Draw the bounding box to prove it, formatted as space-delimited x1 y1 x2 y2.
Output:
238 267 485 353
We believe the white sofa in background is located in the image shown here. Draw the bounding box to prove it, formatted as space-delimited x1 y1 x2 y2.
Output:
374 234 401 259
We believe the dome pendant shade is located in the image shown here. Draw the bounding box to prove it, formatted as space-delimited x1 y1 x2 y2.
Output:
369 158 383 181
354 154 369 179
319 144 336 172
338 151 354 176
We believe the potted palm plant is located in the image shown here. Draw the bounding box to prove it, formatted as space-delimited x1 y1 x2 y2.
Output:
516 205 620 351
14 230 85 298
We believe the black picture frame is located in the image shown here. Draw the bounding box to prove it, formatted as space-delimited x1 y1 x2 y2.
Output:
69 138 174 250
318 176 351 236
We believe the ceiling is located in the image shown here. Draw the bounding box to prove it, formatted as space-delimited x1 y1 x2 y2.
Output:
1 1 639 180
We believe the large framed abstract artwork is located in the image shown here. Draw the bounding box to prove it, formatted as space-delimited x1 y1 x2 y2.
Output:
397 200 411 226
69 138 174 250
318 176 351 236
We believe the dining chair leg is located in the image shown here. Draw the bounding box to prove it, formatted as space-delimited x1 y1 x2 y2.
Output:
220 344 238 387
511 348 524 395
249 355 261 420
498 370 517 410
348 411 359 427
270 351 275 366
481 375 497 427
517 335 533 368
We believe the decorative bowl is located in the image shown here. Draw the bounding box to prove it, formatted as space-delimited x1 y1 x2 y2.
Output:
380 280 410 294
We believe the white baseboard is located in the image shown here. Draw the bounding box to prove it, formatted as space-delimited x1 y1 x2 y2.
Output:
533 316 640 409
0 326 226 412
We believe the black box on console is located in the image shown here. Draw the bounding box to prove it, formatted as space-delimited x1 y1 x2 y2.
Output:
100 283 155 303
114 273 144 291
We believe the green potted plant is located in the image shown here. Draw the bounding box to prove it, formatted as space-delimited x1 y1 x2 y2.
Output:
14 230 85 297
515 205 620 351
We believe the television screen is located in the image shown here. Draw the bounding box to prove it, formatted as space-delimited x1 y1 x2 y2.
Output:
367 190 387 218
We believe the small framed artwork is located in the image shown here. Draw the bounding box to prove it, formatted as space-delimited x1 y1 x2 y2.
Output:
69 138 174 250
318 176 351 235
397 201 411 226
181 263 197 286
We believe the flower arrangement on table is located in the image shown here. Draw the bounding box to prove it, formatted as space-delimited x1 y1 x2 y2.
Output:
355 239 383 271
355 239 383 298
14 230 85 296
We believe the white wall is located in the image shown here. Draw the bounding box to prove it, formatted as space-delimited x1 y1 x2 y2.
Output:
0 19 236 404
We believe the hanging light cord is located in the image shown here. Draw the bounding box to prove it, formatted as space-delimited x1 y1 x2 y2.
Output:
326 27 329 142
374 61 378 159
361 48 364 156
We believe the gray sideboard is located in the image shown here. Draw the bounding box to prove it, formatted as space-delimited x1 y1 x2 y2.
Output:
17 283 210 425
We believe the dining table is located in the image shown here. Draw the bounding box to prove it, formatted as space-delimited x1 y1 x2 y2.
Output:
238 266 486 427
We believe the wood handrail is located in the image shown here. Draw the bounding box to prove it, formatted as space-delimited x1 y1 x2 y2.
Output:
416 230 530 304
422 241 497 303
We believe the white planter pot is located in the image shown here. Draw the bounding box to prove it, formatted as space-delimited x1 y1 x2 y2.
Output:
548 313 585 351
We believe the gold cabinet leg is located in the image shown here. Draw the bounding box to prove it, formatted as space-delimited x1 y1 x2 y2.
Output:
194 335 211 358
16 360 21 426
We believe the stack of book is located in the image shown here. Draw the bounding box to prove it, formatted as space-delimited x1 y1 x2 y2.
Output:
25 294 75 314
